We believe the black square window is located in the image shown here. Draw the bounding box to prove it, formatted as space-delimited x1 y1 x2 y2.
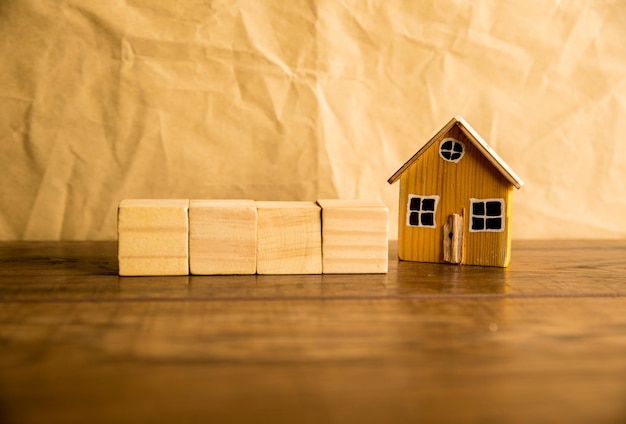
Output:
407 195 438 228
472 202 484 216
486 218 502 230
422 198 436 211
470 199 504 232
472 217 485 231
486 201 502 216
409 197 421 211
421 213 434 226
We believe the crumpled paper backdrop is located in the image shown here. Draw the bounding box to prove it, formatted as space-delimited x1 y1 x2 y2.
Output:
1 0 625 240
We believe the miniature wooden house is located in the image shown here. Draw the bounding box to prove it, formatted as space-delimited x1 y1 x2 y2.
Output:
388 116 523 267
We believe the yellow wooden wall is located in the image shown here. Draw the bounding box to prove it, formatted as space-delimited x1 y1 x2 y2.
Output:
397 124 514 267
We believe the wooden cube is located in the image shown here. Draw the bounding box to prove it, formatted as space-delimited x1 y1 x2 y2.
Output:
189 199 257 275
118 199 189 276
256 201 322 275
317 199 388 274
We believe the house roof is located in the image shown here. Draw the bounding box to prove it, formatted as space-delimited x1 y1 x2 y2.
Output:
387 116 524 189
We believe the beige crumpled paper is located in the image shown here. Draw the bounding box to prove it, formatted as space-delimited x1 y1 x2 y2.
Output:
1 1 625 240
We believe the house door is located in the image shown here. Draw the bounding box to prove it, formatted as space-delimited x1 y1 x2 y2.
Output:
443 213 464 264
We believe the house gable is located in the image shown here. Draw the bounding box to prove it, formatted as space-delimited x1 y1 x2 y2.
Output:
388 116 524 189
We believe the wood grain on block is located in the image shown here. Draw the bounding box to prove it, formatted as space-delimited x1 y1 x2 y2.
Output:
256 201 322 275
317 199 388 274
189 199 257 275
118 199 189 276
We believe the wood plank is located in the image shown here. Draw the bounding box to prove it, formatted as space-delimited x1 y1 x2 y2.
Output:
1 240 626 300
1 240 626 423
1 297 626 423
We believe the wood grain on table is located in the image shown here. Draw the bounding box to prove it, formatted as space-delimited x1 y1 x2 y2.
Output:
1 241 625 424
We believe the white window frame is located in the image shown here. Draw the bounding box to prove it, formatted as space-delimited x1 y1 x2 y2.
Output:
406 195 439 228
439 138 465 163
469 198 505 232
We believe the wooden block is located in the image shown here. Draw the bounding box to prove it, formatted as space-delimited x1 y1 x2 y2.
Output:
118 199 189 276
256 201 322 275
317 199 388 274
189 199 257 275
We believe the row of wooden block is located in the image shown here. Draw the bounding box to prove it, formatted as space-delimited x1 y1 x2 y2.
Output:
118 199 388 276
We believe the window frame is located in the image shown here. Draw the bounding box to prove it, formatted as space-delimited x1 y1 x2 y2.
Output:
406 194 440 228
439 138 465 163
469 198 505 232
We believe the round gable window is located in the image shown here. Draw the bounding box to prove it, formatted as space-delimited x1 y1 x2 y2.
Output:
439 138 464 162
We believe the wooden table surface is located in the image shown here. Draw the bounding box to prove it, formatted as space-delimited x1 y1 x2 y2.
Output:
1 240 625 424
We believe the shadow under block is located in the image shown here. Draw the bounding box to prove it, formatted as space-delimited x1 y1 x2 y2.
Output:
256 201 322 275
189 199 257 275
317 199 389 274
118 199 189 276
